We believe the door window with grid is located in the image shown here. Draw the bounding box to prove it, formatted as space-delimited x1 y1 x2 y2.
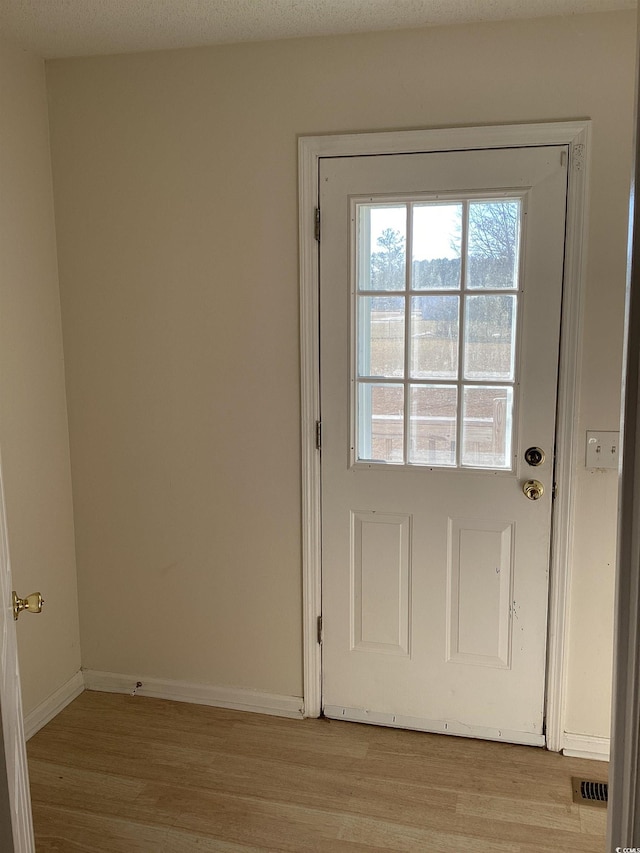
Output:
354 198 522 470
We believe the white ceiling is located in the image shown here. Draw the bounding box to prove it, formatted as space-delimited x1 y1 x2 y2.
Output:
0 0 635 60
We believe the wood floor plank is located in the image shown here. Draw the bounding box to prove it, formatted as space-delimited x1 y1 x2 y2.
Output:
29 730 375 815
29 757 604 852
27 691 608 852
579 805 609 837
456 792 581 832
31 803 172 853
31 803 278 853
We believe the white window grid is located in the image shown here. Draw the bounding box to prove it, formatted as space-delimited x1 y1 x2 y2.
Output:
351 194 525 471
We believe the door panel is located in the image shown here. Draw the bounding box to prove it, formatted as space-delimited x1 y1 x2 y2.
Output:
351 510 411 656
320 146 568 743
0 457 35 852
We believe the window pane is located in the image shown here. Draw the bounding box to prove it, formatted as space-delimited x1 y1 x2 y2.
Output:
412 203 462 290
359 205 406 291
464 295 516 381
467 200 521 289
410 296 459 379
358 296 405 378
358 384 404 463
462 386 513 469
409 385 457 466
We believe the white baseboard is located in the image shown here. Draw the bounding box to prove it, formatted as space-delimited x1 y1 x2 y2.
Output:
562 732 610 762
24 670 85 740
82 669 304 719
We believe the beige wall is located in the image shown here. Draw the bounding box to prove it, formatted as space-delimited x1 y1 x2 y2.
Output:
0 38 81 715
46 10 635 735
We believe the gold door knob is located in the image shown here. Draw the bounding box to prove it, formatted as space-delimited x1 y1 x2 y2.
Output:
12 591 44 621
523 480 544 501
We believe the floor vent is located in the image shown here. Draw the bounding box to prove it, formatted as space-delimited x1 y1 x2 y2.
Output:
572 778 608 808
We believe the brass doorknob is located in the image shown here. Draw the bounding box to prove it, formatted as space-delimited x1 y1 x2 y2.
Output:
523 480 544 501
12 591 44 621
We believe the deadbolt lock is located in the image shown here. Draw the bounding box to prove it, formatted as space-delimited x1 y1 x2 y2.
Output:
523 480 544 501
524 446 545 467
12 591 44 621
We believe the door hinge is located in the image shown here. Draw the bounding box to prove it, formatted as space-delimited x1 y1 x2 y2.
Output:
314 207 321 242
315 420 322 451
317 615 323 644
552 482 558 500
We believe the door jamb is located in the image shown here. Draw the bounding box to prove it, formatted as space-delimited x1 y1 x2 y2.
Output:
298 121 591 752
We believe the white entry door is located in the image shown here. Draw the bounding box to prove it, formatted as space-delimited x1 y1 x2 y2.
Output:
0 455 35 852
320 145 568 745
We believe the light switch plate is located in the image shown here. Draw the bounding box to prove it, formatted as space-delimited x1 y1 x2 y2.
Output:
586 430 620 469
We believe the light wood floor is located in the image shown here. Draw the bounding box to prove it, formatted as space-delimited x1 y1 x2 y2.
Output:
27 690 607 852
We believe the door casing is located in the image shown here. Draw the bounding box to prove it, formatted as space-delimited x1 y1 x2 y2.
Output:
298 121 591 753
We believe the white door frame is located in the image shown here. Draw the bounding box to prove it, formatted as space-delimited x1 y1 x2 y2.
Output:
608 39 640 841
299 121 591 752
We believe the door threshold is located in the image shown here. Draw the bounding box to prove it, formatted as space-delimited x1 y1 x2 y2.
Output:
323 704 546 747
